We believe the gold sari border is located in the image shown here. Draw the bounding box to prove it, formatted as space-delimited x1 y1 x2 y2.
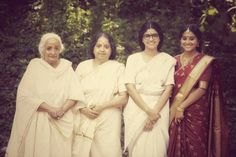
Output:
169 55 215 124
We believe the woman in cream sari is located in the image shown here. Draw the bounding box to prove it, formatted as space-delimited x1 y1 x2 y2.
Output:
5 33 85 157
72 32 128 157
123 21 176 157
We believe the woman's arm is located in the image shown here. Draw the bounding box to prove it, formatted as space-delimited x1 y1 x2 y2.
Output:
92 91 128 113
38 100 78 119
56 99 78 118
153 84 174 114
174 81 208 123
143 84 173 131
126 83 159 120
37 102 61 119
179 87 207 109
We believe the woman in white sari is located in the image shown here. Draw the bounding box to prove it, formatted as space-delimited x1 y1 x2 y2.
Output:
123 21 176 157
72 32 128 157
5 33 85 157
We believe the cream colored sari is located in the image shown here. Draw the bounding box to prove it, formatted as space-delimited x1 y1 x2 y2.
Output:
5 58 84 157
73 59 126 157
123 52 176 157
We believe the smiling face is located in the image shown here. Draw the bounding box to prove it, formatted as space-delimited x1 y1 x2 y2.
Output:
43 38 61 67
93 36 111 63
180 30 199 53
142 28 160 50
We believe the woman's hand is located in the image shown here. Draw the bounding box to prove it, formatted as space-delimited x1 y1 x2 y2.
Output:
146 109 161 123
143 111 161 131
80 107 99 119
143 117 159 131
56 108 65 119
174 107 185 124
91 104 106 114
48 106 64 119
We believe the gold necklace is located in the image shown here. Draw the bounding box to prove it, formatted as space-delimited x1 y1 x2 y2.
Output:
180 53 197 67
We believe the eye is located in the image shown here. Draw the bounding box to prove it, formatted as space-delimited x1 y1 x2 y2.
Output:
54 46 60 51
143 33 159 39
46 46 52 51
95 44 102 48
104 44 110 49
182 36 187 40
189 37 196 41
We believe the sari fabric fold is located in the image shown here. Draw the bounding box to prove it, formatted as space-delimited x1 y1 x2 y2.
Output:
73 60 126 157
124 52 176 157
168 53 229 157
6 58 85 157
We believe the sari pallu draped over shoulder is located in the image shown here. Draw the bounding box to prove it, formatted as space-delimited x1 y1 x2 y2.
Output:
168 54 229 157
5 58 85 157
124 52 176 157
73 60 126 157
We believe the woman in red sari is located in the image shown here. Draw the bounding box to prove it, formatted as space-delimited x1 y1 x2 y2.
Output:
168 24 228 157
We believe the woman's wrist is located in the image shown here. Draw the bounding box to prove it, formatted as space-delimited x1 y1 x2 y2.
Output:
176 106 184 112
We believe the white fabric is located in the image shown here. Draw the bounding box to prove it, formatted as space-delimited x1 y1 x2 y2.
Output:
72 59 126 157
5 58 85 157
123 52 176 157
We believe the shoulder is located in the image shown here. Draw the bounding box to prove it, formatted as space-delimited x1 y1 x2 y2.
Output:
60 58 72 67
127 52 142 61
27 58 41 69
160 52 174 59
104 60 125 72
202 54 215 60
110 60 124 66
75 59 93 73
174 54 181 59
77 59 92 68
28 58 40 65
160 52 176 64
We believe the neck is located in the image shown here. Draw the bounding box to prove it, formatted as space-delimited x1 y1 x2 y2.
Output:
144 48 158 56
93 58 108 65
45 59 60 68
183 51 197 58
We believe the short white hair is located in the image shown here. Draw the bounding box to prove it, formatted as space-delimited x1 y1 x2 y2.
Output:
38 32 65 57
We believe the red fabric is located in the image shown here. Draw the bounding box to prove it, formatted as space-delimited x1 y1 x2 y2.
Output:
168 54 229 157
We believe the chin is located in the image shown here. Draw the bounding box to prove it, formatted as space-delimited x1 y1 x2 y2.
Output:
185 49 195 52
146 46 157 50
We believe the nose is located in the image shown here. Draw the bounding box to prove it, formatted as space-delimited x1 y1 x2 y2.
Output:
100 46 105 51
51 48 58 55
148 36 154 40
185 39 192 44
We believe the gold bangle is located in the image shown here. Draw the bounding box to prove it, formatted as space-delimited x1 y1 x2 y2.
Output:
176 106 184 112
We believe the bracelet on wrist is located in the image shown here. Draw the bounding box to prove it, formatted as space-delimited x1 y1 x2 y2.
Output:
176 106 184 112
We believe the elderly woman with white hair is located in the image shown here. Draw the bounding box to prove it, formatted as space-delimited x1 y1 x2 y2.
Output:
5 32 85 157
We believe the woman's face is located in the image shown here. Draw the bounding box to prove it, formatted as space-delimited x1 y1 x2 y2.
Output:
43 38 60 66
142 28 160 50
93 36 111 63
180 30 199 53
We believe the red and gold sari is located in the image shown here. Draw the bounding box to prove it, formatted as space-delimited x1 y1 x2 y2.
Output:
168 53 228 157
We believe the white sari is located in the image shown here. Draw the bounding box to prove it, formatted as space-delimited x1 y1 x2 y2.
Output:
123 52 176 157
73 60 126 157
5 58 84 157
